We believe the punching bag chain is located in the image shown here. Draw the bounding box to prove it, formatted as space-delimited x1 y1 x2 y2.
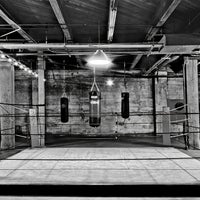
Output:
124 61 127 90
62 60 67 97
91 66 100 92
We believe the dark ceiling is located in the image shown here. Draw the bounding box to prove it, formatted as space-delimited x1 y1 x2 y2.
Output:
0 0 200 74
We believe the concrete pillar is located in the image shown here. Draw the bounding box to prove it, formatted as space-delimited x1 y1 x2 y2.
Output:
29 108 39 147
37 54 45 147
155 71 168 134
162 106 171 146
184 58 200 149
0 59 15 149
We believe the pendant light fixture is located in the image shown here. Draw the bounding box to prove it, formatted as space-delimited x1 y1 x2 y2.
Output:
87 22 111 66
88 49 111 66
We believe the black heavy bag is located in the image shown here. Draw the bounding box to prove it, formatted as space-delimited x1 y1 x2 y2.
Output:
89 91 101 127
121 92 129 119
60 97 69 123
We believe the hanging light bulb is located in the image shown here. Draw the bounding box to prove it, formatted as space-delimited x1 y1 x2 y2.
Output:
19 64 24 69
8 58 12 62
87 50 111 66
28 69 32 74
0 54 6 59
14 61 19 66
34 73 38 78
106 79 114 86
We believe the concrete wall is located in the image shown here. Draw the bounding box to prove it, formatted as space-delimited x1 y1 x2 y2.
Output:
15 71 32 134
156 76 184 134
15 69 185 137
45 70 153 136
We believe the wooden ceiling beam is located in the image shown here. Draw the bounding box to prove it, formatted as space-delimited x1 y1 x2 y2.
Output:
49 0 72 41
0 9 35 43
130 0 182 70
107 0 118 42
145 0 182 41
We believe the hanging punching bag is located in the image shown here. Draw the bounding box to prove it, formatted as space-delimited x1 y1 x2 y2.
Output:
89 91 101 127
121 92 129 119
60 97 69 123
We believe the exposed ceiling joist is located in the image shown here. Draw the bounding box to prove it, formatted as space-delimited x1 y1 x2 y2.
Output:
49 0 71 41
144 55 171 75
130 0 182 70
145 0 182 41
144 55 180 75
107 0 118 42
0 9 35 43
49 0 85 67
0 43 162 50
0 43 199 55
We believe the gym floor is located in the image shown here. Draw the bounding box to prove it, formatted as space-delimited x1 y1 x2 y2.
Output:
0 136 200 198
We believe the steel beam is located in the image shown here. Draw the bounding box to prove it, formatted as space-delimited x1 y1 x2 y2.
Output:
107 0 118 42
49 0 71 41
130 0 181 70
0 9 35 43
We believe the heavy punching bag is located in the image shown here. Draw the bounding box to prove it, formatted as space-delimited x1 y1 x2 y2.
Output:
60 97 69 123
89 91 101 127
121 92 129 119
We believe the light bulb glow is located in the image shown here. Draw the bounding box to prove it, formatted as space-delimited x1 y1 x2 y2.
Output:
19 64 24 69
87 50 111 67
0 54 6 59
8 58 12 62
88 59 111 65
106 79 114 86
14 61 18 66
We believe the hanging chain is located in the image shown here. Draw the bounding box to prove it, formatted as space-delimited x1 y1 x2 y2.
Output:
124 61 127 89
62 60 67 97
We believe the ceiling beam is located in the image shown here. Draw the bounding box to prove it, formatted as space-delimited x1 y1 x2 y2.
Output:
0 43 198 55
48 0 85 67
0 43 162 50
130 0 182 70
0 9 35 43
107 0 118 42
144 55 171 75
145 0 182 41
144 55 180 75
49 0 71 41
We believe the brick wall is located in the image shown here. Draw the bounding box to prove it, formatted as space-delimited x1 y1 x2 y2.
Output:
15 70 185 136
45 70 154 136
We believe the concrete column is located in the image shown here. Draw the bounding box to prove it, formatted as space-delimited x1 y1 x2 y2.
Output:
37 54 45 147
155 71 168 134
0 59 15 149
162 106 171 146
184 58 200 149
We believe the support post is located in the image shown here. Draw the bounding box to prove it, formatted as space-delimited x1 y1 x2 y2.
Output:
152 77 157 135
29 109 39 147
162 106 171 146
155 71 168 134
37 54 45 147
0 59 15 149
184 58 200 149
